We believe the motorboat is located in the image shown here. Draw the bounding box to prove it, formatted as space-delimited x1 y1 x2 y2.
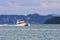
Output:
0 20 30 26
16 20 30 26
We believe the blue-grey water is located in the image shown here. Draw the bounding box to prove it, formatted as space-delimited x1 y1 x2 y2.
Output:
0 24 60 40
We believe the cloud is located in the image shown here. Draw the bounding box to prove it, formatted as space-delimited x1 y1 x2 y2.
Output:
0 0 60 15
7 0 60 9
40 2 60 9
0 0 60 8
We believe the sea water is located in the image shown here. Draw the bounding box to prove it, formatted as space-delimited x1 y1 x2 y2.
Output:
0 24 60 40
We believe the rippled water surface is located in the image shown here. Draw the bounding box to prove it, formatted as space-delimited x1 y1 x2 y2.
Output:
0 24 60 40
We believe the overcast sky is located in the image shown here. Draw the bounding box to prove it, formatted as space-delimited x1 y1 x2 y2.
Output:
0 0 60 15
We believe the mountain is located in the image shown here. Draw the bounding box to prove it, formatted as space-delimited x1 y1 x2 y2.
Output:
44 17 60 24
27 14 52 24
0 15 27 24
0 14 53 24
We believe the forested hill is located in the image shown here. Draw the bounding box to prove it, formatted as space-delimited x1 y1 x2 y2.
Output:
44 17 60 24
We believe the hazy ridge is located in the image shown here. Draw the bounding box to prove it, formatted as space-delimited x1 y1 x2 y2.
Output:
0 13 59 24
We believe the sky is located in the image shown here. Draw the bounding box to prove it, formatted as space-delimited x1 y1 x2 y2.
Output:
0 0 60 15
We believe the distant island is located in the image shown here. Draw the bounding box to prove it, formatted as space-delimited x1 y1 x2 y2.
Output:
0 13 60 24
